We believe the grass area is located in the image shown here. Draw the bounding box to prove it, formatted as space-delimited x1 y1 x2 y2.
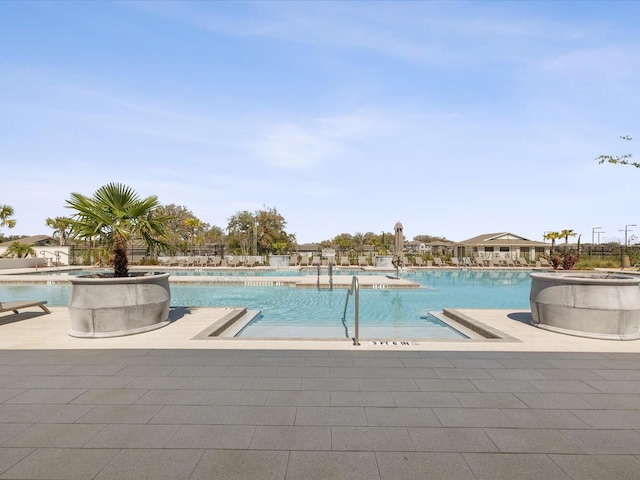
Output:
575 257 621 270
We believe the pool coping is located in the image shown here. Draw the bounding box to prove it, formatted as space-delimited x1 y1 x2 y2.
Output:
2 306 640 353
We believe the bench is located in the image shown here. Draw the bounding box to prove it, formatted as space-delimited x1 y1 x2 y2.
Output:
0 301 51 315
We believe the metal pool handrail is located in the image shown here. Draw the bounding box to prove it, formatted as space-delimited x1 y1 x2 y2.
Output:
342 276 360 346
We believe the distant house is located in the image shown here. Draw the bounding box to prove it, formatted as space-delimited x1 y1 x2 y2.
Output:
296 243 322 256
405 240 454 256
0 235 58 248
455 232 549 260
0 235 72 266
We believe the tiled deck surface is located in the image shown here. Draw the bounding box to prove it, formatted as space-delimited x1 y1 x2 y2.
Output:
1 307 640 478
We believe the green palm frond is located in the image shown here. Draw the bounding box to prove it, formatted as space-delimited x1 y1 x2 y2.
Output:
65 183 169 276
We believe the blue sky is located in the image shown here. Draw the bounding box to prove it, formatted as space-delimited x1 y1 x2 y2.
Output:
1 1 639 245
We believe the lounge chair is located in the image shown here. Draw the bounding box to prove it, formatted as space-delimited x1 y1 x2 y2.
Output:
433 257 445 267
516 257 530 267
358 256 368 267
449 257 461 267
472 257 485 267
177 257 189 268
312 256 321 266
289 255 299 266
300 255 309 266
505 258 516 267
539 257 551 268
340 256 350 267
489 258 501 268
1 300 51 315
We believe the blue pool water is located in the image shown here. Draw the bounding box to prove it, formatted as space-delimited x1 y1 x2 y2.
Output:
0 270 532 339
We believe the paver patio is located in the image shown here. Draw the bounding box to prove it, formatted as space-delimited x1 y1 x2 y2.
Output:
1 306 640 478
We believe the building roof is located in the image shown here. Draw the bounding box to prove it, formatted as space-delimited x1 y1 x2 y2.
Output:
296 243 322 252
458 232 547 246
0 235 57 247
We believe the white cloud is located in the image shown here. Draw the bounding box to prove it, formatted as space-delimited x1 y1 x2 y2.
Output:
259 123 334 169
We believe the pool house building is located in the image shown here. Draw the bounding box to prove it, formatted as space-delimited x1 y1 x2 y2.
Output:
455 232 550 261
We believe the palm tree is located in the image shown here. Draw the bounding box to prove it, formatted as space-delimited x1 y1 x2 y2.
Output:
66 183 170 277
560 229 577 249
45 216 73 246
0 204 16 235
183 217 202 255
544 231 561 252
5 241 35 258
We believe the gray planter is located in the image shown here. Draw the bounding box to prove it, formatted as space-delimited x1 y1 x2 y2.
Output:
269 255 290 268
529 272 640 340
68 272 171 338
374 255 394 268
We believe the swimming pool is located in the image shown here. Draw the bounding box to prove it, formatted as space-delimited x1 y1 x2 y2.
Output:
0 270 533 339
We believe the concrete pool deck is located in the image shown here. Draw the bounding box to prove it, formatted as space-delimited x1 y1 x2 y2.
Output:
1 268 640 478
1 308 640 479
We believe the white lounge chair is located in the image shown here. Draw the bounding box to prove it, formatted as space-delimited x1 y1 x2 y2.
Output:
489 258 501 268
1 300 51 315
472 257 485 267
433 257 446 267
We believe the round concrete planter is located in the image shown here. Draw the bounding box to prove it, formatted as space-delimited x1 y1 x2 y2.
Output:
529 272 640 340
269 255 290 268
375 255 394 268
68 272 171 338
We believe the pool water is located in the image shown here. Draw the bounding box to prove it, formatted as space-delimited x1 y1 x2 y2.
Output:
0 270 533 340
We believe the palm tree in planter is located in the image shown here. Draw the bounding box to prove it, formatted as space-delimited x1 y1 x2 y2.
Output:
65 183 174 338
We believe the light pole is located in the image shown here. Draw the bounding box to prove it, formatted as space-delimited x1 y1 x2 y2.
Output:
591 227 602 246
618 224 636 267
624 225 637 248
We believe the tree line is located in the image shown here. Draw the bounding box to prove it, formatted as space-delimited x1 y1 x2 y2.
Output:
1 197 452 259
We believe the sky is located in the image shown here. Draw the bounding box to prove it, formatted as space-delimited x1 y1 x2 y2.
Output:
1 1 639 245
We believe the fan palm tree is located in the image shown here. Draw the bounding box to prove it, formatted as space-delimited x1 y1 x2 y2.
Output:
560 229 577 249
45 216 73 246
0 204 16 235
543 231 561 252
183 217 202 255
5 241 35 258
66 183 170 277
